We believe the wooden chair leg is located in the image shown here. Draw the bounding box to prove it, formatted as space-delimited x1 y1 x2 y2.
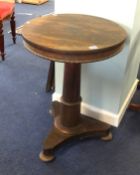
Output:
129 103 140 111
0 20 5 60
129 80 140 111
137 81 140 89
46 61 55 92
10 12 16 44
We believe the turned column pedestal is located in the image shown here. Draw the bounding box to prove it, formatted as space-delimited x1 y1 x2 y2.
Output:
22 14 127 162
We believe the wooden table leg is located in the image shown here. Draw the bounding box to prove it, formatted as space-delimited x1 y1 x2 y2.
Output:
40 63 112 162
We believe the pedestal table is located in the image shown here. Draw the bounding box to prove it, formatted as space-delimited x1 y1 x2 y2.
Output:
22 14 127 162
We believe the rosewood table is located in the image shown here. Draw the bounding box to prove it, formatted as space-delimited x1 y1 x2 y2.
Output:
22 14 127 162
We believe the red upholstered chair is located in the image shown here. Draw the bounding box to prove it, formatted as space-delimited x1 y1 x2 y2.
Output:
0 0 16 60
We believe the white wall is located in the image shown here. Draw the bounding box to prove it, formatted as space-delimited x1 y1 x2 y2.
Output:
54 0 140 126
55 0 137 32
120 0 140 109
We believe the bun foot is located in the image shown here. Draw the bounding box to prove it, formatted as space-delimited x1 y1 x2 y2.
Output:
101 131 112 141
39 151 55 162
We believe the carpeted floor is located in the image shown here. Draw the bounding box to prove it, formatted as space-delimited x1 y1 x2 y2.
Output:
0 2 140 175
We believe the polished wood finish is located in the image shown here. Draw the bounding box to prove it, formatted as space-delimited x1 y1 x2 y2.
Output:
40 102 112 161
22 14 126 63
22 14 127 162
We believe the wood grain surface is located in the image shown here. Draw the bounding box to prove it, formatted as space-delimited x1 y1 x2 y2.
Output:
22 14 127 63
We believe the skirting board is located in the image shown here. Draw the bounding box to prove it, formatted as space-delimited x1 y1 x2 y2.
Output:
52 79 139 127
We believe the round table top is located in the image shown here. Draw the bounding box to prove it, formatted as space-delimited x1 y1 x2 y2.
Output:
22 14 127 63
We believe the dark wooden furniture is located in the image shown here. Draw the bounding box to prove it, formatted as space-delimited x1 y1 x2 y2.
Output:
0 1 16 60
22 14 127 162
46 61 55 92
129 81 140 111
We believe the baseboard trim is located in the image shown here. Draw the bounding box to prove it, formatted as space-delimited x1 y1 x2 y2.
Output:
116 79 139 126
52 79 138 127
